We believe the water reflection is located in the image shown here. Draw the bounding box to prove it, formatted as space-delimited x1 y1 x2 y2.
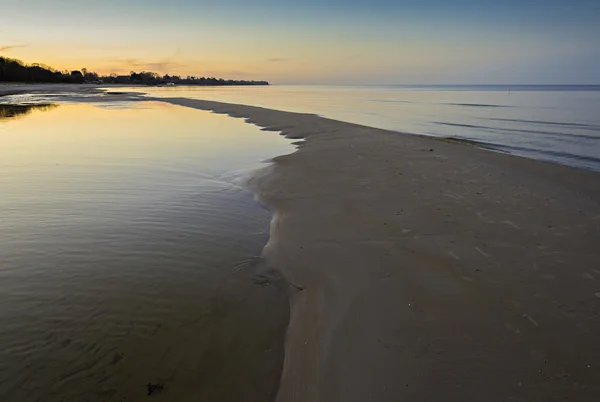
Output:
0 102 292 401
128 85 600 171
0 103 57 120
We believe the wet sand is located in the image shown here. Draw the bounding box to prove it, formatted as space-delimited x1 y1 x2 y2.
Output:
0 83 131 95
4 86 600 400
161 97 600 402
0 83 145 105
0 83 105 96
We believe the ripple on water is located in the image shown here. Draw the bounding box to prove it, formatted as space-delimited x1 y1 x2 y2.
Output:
0 101 293 401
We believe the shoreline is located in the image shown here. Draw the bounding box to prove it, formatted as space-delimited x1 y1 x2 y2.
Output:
159 97 600 401
0 83 125 96
3 89 600 400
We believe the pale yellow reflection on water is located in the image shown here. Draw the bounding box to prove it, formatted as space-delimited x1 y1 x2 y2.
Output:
0 101 292 401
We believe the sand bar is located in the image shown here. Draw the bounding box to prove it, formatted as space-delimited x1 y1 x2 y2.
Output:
0 83 104 95
3 87 600 400
161 97 600 402
0 83 145 102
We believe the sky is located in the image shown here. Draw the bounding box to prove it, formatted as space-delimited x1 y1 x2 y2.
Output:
1 0 599 84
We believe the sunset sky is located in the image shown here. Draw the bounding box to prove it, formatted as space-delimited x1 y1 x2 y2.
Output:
1 0 599 84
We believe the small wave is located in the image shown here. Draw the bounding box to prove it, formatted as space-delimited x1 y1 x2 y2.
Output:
433 121 600 141
370 99 414 104
439 137 497 149
444 102 511 108
492 143 600 166
487 117 600 130
438 137 600 170
433 122 483 129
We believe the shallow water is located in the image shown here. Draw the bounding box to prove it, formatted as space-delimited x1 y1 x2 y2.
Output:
0 102 293 401
129 85 600 171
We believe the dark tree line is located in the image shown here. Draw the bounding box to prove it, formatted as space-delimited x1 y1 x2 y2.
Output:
129 71 268 86
0 56 269 86
0 56 83 83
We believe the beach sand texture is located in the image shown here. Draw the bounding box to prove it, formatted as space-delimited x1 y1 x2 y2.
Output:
163 98 600 402
2 86 600 401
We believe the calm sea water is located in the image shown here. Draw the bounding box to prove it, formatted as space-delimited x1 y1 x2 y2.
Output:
0 101 293 401
131 85 600 171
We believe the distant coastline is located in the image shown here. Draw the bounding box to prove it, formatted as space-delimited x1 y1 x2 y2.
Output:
0 56 269 86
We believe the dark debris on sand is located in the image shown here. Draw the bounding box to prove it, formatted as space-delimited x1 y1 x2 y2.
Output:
146 383 164 396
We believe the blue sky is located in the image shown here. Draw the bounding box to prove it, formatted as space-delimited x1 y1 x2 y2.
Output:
1 0 599 84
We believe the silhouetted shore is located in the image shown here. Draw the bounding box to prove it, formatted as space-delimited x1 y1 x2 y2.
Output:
0 56 269 86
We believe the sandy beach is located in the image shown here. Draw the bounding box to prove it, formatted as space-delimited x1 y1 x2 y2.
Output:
0 83 144 103
3 86 600 400
0 83 104 96
3 0 599 396
161 97 600 401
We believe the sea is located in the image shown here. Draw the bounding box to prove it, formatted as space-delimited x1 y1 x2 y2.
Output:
0 85 599 401
135 85 600 172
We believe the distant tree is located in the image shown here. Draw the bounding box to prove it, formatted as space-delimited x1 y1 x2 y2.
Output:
129 71 142 82
70 70 84 83
83 69 98 82
0 56 269 86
